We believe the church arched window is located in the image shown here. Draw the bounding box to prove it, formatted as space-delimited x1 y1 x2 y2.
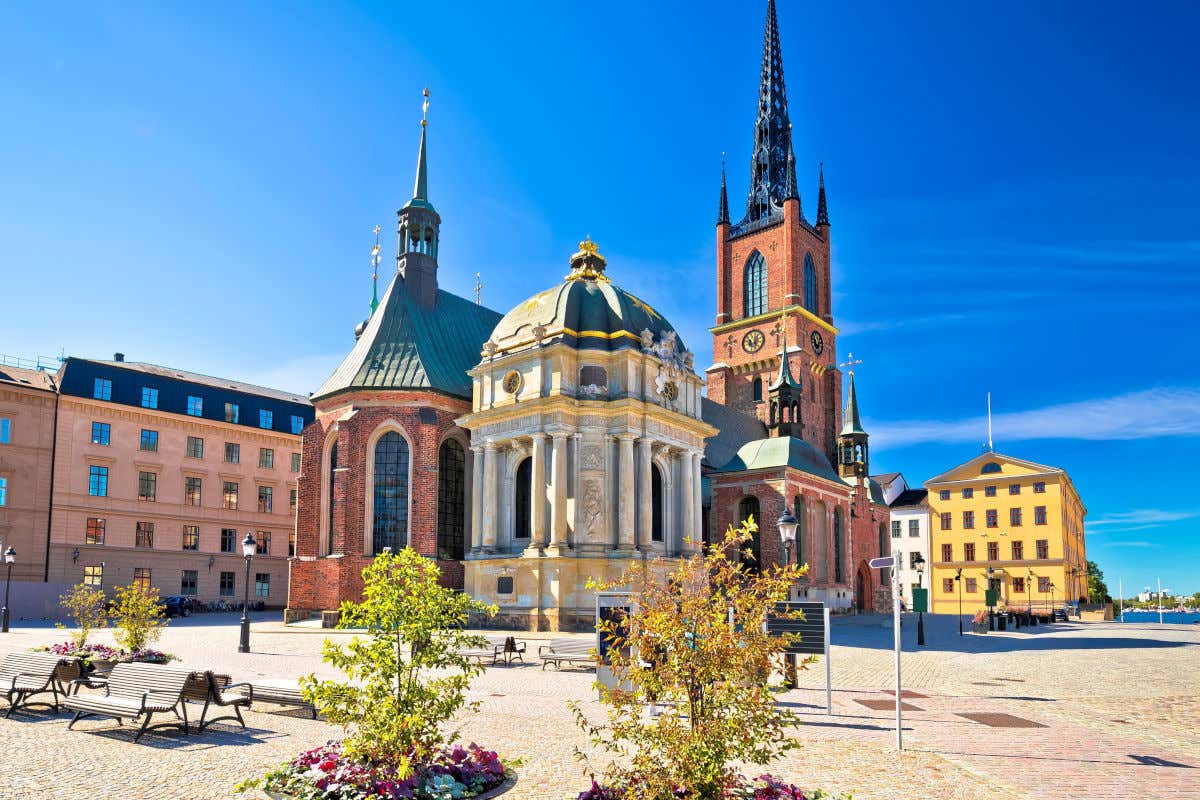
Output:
514 457 532 541
738 495 761 572
651 464 664 542
752 377 763 403
326 439 338 556
793 495 806 566
372 432 410 553
744 251 767 318
833 507 845 583
436 438 466 560
879 523 888 558
803 253 818 314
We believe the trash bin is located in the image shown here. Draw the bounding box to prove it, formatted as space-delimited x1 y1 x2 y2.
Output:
997 614 1007 631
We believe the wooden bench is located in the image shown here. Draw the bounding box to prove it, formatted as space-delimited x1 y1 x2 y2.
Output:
538 638 596 670
457 635 527 665
248 679 316 719
190 672 253 732
1 652 72 717
63 662 197 741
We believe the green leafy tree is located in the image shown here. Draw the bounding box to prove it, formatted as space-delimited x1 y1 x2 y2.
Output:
572 517 809 799
57 583 108 648
301 548 498 770
1086 560 1110 603
110 582 167 652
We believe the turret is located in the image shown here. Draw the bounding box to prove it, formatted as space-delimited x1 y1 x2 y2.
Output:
837 364 869 479
396 88 441 310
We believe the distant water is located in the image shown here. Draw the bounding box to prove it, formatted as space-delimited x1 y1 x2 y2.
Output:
1119 609 1200 624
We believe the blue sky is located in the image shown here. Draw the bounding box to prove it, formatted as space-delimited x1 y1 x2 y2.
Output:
2 1 1198 594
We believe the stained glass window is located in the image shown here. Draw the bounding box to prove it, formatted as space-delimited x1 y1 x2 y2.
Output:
744 251 767 318
803 253 817 313
372 432 409 554
437 439 467 559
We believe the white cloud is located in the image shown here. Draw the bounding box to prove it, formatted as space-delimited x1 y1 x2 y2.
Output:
839 312 967 336
1088 509 1199 527
871 387 1200 448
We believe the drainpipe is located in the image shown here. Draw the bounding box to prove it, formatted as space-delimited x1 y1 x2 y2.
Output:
43 373 61 582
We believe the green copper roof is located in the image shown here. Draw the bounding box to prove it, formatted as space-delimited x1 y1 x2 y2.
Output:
313 273 501 402
403 122 436 213
841 372 866 435
718 436 842 483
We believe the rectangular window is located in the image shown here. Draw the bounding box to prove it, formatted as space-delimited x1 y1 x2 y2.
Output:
219 571 235 596
985 485 997 497
220 528 237 553
0 476 6 507
963 510 975 529
138 471 157 501
1012 540 1024 560
1033 482 1046 494
187 395 203 417
83 564 103 587
182 524 199 551
181 570 198 596
1038 576 1050 593
290 415 304 435
939 490 950 500
941 543 953 561
141 387 158 409
133 568 151 590
255 530 271 555
942 577 955 593
939 512 952 531
225 402 239 424
1035 505 1047 525
964 542 976 562
289 488 297 511
258 486 273 513
223 481 239 510
255 572 270 598
1013 576 1025 593
288 530 297 557
1009 483 1021 495
93 378 112 401
184 476 202 506
86 517 106 544
259 409 273 430
0 417 10 444
90 421 110 445
140 429 158 452
186 436 204 459
966 578 978 593
258 448 274 469
986 509 998 528
1010 507 1023 527
224 442 240 464
1036 539 1049 559
290 453 301 473
135 521 154 548
88 465 109 496
987 541 998 561
908 551 921 569
891 520 901 538
962 487 974 499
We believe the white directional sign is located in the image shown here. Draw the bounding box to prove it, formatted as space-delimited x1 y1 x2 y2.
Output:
869 556 895 569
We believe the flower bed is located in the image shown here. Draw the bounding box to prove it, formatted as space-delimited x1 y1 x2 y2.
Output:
35 642 176 666
578 774 843 799
241 741 512 800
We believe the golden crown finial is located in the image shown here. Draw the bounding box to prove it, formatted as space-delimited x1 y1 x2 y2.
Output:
579 236 599 256
566 235 609 281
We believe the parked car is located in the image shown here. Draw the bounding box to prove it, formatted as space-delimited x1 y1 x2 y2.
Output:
162 595 192 618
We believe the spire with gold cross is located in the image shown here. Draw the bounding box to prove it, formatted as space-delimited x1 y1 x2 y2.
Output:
369 224 381 314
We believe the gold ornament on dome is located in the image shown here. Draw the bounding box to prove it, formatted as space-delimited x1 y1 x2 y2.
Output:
566 235 610 282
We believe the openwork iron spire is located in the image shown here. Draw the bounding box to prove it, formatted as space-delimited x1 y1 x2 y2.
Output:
783 136 799 202
744 0 793 223
718 154 730 225
816 162 830 227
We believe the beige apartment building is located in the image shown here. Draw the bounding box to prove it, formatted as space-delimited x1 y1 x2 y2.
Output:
0 363 58 583
46 356 312 607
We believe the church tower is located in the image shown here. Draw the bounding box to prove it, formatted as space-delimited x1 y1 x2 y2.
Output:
837 370 869 480
396 88 441 309
707 0 841 463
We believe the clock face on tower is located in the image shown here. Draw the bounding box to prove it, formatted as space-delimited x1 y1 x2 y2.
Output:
810 330 824 355
742 330 765 354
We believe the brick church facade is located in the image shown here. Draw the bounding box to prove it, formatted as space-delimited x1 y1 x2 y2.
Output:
286 0 890 623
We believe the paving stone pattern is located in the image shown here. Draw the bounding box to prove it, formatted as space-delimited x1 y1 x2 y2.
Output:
1 612 1197 799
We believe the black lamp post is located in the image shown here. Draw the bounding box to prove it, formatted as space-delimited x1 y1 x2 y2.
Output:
1 546 15 634
955 567 963 636
776 510 799 688
1027 569 1034 626
1049 582 1056 622
986 566 996 630
238 533 256 653
913 552 926 646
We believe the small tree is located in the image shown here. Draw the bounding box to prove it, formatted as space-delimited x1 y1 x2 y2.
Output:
572 517 809 799
110 582 167 653
1087 560 1110 604
57 583 108 649
301 548 498 771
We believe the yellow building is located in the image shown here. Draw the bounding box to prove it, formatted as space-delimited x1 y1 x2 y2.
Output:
927 452 1086 616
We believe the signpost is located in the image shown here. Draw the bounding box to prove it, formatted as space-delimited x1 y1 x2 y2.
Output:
869 555 902 751
765 601 831 713
595 591 635 698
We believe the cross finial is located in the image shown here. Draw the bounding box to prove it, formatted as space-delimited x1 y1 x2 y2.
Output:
474 272 483 305
840 352 862 375
371 225 381 274
421 87 430 127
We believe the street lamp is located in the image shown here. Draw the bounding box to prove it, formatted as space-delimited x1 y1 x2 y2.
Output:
1049 582 1056 622
955 567 963 636
1 546 15 633
986 565 996 630
913 552 926 646
238 533 256 653
1026 569 1034 626
775 510 799 687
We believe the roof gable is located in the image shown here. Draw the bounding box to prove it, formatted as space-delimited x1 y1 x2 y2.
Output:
925 450 1063 486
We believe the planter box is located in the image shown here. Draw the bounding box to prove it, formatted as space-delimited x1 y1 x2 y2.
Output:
266 772 517 800
971 622 988 634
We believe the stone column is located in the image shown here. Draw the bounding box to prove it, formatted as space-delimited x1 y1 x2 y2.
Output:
617 433 636 553
481 440 499 552
686 449 703 554
549 432 569 552
637 437 653 551
529 433 548 550
677 448 693 557
470 445 484 552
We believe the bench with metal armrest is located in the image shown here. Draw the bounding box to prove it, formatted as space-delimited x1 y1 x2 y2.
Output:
537 638 597 670
0 652 75 716
63 662 197 741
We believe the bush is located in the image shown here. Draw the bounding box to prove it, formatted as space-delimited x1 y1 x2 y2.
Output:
57 583 107 648
110 582 167 653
